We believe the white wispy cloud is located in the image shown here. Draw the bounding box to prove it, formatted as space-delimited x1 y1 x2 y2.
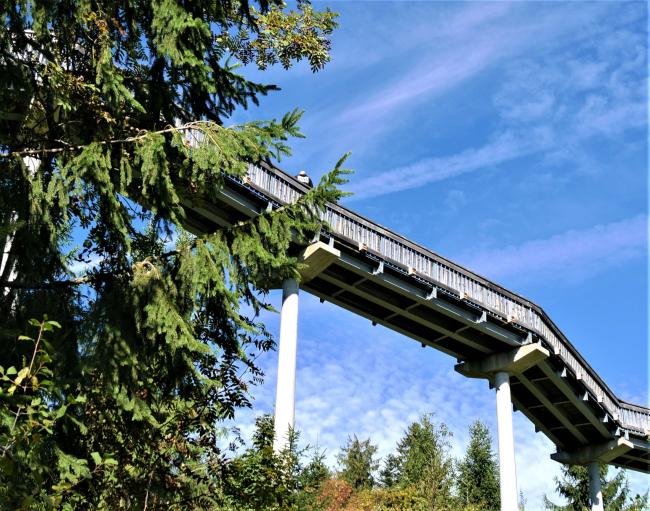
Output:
347 127 553 200
458 214 648 284
333 3 607 130
335 3 645 201
325 2 514 73
336 40 499 124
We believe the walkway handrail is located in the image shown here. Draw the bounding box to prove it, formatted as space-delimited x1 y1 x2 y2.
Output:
243 162 650 436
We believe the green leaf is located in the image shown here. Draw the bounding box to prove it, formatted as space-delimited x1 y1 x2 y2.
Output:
14 367 30 386
55 404 68 419
90 452 102 466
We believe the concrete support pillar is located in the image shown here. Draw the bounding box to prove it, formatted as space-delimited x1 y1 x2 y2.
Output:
273 278 299 452
588 462 604 511
455 345 549 511
495 371 518 511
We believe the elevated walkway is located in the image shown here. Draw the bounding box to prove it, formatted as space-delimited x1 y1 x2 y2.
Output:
180 161 649 480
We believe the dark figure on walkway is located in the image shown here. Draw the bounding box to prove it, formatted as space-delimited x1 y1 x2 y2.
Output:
296 170 313 187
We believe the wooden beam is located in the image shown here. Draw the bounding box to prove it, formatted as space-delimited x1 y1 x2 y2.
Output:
317 273 492 355
517 373 588 444
538 362 611 438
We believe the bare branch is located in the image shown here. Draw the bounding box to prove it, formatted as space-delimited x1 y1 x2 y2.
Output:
0 121 227 158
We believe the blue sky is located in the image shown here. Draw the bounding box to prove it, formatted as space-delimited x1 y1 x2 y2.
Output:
230 2 648 508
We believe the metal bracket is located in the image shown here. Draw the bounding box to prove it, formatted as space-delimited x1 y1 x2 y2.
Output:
372 261 384 275
614 428 628 439
425 287 437 300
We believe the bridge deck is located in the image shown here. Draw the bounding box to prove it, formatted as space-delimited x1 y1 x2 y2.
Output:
181 161 649 473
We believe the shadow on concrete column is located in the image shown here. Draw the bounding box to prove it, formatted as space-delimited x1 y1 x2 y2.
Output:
589 462 604 511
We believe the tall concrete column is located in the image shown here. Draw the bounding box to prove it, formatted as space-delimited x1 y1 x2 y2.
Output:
273 278 299 452
495 371 518 511
588 462 604 511
455 346 548 511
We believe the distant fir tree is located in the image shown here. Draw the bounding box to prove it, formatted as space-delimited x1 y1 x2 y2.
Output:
300 446 331 491
379 453 401 488
544 464 649 510
392 414 456 509
295 446 332 511
457 420 500 510
337 435 380 490
0 1 345 508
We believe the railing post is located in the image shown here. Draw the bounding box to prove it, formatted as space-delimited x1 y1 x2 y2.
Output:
588 462 604 511
495 371 519 511
273 278 299 452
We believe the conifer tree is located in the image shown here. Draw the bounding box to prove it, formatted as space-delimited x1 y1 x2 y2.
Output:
337 435 380 490
544 464 648 510
0 1 344 508
379 453 401 488
296 446 331 511
392 413 456 509
457 420 500 510
300 446 331 492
